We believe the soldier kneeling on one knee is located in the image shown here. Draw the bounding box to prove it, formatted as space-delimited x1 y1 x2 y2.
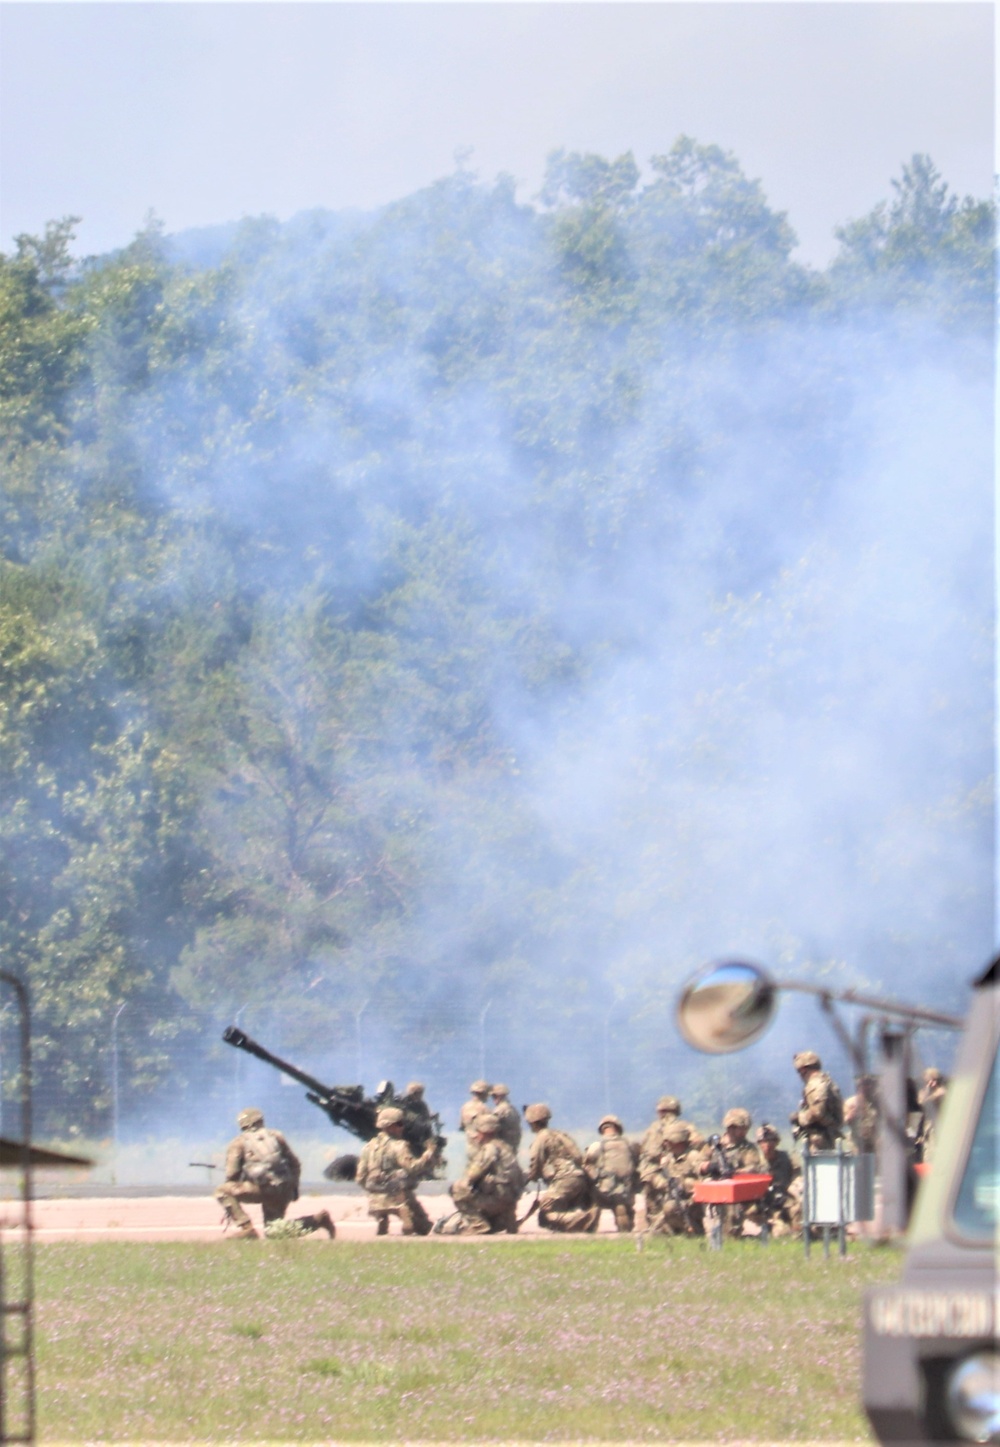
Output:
640 1122 704 1236
583 1115 639 1232
355 1106 438 1236
215 1107 335 1241
524 1103 600 1233
442 1112 524 1234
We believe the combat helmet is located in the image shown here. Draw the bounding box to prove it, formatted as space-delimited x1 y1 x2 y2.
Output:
723 1107 751 1130
491 1083 510 1098
598 1114 624 1133
524 1103 551 1125
470 1079 492 1095
663 1122 691 1145
376 1106 405 1129
793 1050 821 1071
237 1107 265 1130
656 1095 681 1115
756 1123 780 1143
404 1081 425 1096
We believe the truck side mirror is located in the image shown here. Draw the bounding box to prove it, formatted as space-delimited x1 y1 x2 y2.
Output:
676 959 777 1054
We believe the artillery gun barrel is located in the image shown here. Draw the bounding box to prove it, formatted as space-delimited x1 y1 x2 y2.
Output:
222 1026 362 1103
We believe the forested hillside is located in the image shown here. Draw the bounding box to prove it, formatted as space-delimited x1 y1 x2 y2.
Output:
1 143 994 1139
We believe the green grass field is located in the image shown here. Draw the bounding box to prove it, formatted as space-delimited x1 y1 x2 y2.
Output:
38 1237 903 1442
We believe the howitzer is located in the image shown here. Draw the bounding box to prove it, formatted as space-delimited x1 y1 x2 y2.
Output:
221 1026 446 1176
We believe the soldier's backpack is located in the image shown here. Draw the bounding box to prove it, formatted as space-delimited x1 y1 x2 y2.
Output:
242 1128 295 1189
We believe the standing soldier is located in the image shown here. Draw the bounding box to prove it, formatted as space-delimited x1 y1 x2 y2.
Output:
844 1074 879 1155
444 1113 524 1234
524 1103 599 1232
215 1107 335 1240
583 1115 639 1232
916 1068 948 1164
790 1051 844 1151
490 1084 522 1153
460 1080 493 1135
749 1123 802 1238
355 1106 438 1236
401 1081 432 1124
641 1122 704 1236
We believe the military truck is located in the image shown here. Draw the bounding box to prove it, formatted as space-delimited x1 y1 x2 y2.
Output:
862 954 998 1444
676 953 998 1444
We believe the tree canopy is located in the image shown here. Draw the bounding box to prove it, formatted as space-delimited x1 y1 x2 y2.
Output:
0 146 993 1138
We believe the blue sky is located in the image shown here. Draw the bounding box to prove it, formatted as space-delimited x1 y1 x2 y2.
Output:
0 2 994 265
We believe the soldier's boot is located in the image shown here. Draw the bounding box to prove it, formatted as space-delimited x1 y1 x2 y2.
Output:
374 1214 389 1236
295 1211 336 1238
233 1222 259 1240
613 1203 634 1233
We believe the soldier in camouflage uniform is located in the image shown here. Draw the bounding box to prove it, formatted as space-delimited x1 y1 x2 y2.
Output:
444 1113 524 1234
583 1115 639 1232
843 1074 879 1155
524 1103 600 1232
746 1123 802 1238
215 1108 335 1240
915 1068 948 1164
401 1081 432 1125
459 1079 493 1136
639 1096 679 1227
640 1122 704 1236
699 1107 764 1239
490 1084 522 1153
355 1106 438 1236
790 1051 844 1151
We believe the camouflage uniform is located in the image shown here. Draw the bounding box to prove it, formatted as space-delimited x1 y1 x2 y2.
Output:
459 1080 492 1136
638 1096 680 1227
490 1085 522 1153
791 1052 844 1151
641 1123 703 1236
401 1082 432 1124
747 1125 802 1238
916 1070 947 1164
355 1108 437 1235
701 1109 764 1239
583 1116 639 1232
215 1108 334 1240
447 1115 524 1234
525 1104 599 1232
844 1076 879 1155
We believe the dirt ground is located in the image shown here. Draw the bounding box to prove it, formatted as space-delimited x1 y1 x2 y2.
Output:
19 1189 619 1242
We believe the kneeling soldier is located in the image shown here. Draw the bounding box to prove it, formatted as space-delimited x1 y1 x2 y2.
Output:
524 1103 599 1232
446 1113 524 1233
355 1106 438 1236
642 1122 704 1236
748 1123 802 1238
583 1115 639 1232
216 1107 335 1240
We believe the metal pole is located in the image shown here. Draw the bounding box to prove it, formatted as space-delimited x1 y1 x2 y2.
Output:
602 1012 611 1114
0 1002 8 1140
479 1001 492 1082
354 1000 370 1083
110 1003 125 1181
